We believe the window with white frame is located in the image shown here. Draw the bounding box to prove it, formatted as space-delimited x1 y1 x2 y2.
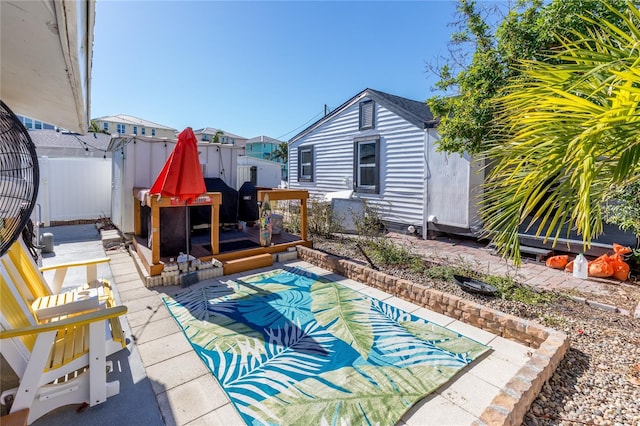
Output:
353 137 379 193
359 100 375 130
103 122 109 132
298 146 314 182
152 128 156 136
133 125 138 135
141 127 146 135
117 123 126 134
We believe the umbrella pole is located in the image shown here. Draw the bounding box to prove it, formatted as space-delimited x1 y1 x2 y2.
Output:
181 201 199 287
185 202 189 272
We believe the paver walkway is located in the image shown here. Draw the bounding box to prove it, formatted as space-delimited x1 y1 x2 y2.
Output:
387 232 640 317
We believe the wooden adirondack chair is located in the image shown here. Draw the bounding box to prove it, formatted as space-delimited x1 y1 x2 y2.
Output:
0 237 126 350
0 238 128 424
0 266 128 424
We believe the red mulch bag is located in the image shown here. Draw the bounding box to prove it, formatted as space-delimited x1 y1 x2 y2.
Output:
565 260 574 273
610 254 630 281
546 255 569 269
613 243 632 255
588 254 614 278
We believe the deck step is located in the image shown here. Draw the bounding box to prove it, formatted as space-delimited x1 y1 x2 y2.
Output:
223 253 273 275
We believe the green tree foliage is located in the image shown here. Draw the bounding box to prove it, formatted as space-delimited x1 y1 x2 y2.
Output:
482 0 640 263
271 142 288 163
427 0 629 154
603 181 640 245
212 130 224 143
88 120 109 134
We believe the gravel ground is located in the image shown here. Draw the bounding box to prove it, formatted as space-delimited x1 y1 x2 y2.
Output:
311 235 640 426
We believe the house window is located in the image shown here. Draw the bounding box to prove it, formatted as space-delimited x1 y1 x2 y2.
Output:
133 125 138 135
202 134 210 142
353 137 380 193
151 128 156 136
359 100 375 130
24 118 33 129
117 123 126 134
141 127 146 135
103 122 109 131
34 121 42 130
298 146 314 182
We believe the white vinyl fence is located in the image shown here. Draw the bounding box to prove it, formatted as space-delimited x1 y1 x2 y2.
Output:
36 157 112 226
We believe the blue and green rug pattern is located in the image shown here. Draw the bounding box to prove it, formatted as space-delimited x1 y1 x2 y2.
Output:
163 267 489 425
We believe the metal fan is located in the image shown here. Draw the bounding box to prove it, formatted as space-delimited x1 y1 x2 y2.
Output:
0 100 39 257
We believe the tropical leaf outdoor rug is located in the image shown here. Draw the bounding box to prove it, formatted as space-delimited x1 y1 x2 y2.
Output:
162 267 489 425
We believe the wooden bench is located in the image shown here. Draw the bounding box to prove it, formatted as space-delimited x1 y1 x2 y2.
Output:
223 253 273 275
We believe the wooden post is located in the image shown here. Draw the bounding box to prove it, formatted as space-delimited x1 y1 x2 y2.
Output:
151 201 160 265
210 192 220 254
300 196 308 242
133 190 141 236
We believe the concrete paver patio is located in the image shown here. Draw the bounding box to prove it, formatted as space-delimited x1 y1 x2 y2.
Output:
25 225 540 425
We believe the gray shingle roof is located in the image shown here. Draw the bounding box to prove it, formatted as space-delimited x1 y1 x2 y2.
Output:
29 129 112 152
289 88 438 143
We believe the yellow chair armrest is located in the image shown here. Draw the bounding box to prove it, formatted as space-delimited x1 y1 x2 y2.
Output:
39 257 111 272
0 306 127 339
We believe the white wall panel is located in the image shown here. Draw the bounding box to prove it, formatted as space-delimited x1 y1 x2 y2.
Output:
37 157 112 224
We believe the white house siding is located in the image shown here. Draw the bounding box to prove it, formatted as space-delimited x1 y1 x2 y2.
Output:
290 99 426 228
377 108 425 228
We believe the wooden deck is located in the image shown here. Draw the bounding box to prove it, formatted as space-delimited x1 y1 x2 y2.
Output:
131 188 311 276
132 226 311 273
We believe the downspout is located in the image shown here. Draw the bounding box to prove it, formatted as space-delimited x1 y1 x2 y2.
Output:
422 129 429 240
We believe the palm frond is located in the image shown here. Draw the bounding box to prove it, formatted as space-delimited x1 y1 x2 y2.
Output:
483 1 640 262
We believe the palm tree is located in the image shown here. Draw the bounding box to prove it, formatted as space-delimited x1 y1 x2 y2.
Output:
88 120 109 134
271 142 288 163
212 130 224 143
482 1 640 264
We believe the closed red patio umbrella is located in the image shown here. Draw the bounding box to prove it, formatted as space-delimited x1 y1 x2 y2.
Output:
150 127 206 203
149 127 206 285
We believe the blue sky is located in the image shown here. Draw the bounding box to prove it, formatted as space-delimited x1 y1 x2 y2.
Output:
91 1 465 140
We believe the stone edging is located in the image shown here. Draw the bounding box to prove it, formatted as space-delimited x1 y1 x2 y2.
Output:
297 246 569 426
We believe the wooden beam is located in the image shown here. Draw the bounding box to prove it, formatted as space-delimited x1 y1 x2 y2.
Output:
151 201 160 265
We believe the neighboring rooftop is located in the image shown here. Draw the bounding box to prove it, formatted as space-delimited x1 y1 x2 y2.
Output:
29 129 112 158
246 135 284 144
92 114 177 131
290 88 438 142
193 127 246 140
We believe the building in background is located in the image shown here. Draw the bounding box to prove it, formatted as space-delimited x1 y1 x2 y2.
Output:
92 114 177 138
245 135 288 180
16 114 56 130
289 88 483 238
193 127 248 148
